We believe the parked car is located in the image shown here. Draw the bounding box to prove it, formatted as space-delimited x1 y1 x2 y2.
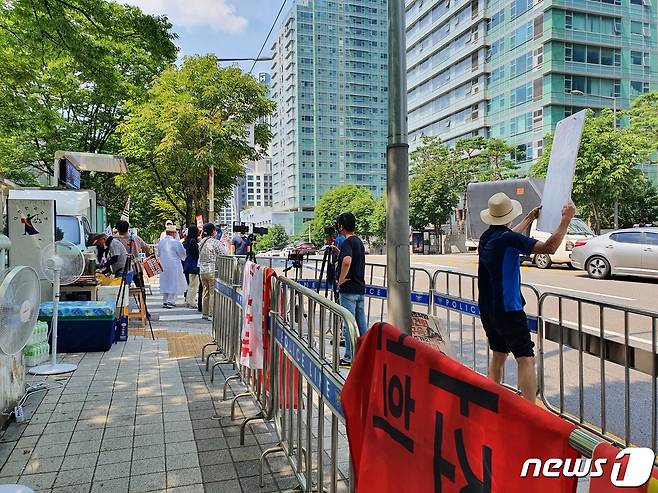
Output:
295 241 317 255
259 249 282 257
570 227 658 279
527 217 595 269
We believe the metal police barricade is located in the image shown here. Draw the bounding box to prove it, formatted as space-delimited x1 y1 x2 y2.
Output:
291 259 434 326
259 275 359 493
538 291 658 450
431 268 541 388
203 254 239 366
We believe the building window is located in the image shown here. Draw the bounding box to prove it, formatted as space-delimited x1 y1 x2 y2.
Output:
510 51 533 77
631 21 650 36
510 21 533 49
564 43 620 66
564 75 621 98
631 50 650 66
631 80 651 94
486 9 504 31
565 11 621 36
511 0 533 18
510 82 534 106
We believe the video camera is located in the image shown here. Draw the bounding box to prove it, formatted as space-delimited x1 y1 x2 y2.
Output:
232 222 269 242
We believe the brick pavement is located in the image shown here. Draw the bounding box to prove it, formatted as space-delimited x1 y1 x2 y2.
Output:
0 286 299 493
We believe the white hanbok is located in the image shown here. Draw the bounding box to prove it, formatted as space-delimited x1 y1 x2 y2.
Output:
157 235 187 304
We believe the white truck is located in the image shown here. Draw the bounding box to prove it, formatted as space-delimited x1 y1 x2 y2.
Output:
466 179 594 269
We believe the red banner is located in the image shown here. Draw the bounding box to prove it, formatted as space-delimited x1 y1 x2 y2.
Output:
588 442 658 492
341 323 580 493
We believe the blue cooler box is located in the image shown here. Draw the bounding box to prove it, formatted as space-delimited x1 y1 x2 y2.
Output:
39 301 116 353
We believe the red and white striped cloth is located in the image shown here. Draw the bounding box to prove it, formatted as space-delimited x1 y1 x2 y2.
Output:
240 261 265 369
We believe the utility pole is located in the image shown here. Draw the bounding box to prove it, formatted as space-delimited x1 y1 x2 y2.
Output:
208 166 215 224
386 0 412 333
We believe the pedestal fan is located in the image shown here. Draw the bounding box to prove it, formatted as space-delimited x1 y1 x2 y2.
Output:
29 241 84 376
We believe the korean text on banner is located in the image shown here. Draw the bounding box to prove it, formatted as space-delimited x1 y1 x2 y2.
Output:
240 261 264 369
341 323 580 493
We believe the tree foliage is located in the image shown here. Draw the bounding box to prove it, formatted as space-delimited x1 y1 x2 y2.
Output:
408 135 520 236
0 0 178 182
628 92 658 155
254 224 289 252
118 55 275 234
310 184 378 244
531 109 653 233
409 166 460 238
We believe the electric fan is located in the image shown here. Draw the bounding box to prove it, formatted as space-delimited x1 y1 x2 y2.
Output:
0 235 41 357
29 241 85 376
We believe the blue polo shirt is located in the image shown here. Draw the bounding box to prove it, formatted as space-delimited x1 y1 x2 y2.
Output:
478 226 537 314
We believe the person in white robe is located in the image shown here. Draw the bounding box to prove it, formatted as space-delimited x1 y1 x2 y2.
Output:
157 224 187 308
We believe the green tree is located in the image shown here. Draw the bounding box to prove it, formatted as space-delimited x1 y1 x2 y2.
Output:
409 165 459 253
628 92 658 154
481 138 520 181
531 109 652 233
118 55 275 234
371 196 387 240
310 184 378 244
254 225 289 252
0 0 177 182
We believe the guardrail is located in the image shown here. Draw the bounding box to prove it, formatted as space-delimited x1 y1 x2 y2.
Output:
204 252 657 491
260 275 358 492
538 291 658 450
207 254 359 493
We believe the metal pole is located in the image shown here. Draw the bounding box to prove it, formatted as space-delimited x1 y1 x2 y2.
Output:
386 0 412 333
612 96 618 229
208 165 215 223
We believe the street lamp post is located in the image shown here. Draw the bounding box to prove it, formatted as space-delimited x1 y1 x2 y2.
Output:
386 0 412 333
570 90 619 229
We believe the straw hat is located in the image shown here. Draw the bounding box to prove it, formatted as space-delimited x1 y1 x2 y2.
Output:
480 192 523 226
165 224 177 233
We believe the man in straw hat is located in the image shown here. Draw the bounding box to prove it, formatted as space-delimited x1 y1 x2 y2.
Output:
478 192 575 402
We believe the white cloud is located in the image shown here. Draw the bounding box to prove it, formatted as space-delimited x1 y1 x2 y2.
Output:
125 0 248 33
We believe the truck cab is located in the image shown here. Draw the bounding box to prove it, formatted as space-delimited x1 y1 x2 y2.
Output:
56 214 93 250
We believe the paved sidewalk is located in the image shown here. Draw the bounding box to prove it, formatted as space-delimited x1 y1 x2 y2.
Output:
0 287 299 493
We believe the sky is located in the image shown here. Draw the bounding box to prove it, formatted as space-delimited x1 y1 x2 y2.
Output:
121 0 288 74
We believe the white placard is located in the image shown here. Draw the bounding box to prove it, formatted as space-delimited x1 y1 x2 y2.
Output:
536 110 587 233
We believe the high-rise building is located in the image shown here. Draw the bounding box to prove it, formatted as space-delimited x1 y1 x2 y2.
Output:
270 0 389 234
245 158 273 208
405 0 657 168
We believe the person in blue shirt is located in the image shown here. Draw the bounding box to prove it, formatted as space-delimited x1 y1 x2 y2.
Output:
478 192 575 401
231 231 251 256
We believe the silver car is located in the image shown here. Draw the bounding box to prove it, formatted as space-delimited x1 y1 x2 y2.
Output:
571 227 658 279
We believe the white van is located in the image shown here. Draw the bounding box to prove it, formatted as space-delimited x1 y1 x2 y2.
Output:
526 217 595 269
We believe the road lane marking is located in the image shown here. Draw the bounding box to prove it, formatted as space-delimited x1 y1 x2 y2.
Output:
530 283 636 302
544 318 652 346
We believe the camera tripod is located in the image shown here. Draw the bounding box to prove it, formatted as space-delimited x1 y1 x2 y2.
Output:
316 242 339 302
114 255 155 340
282 252 305 280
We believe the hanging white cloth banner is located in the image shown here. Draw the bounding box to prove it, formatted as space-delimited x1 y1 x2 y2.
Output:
240 261 265 369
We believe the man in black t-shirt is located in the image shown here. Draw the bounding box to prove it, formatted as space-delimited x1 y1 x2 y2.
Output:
335 212 367 366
